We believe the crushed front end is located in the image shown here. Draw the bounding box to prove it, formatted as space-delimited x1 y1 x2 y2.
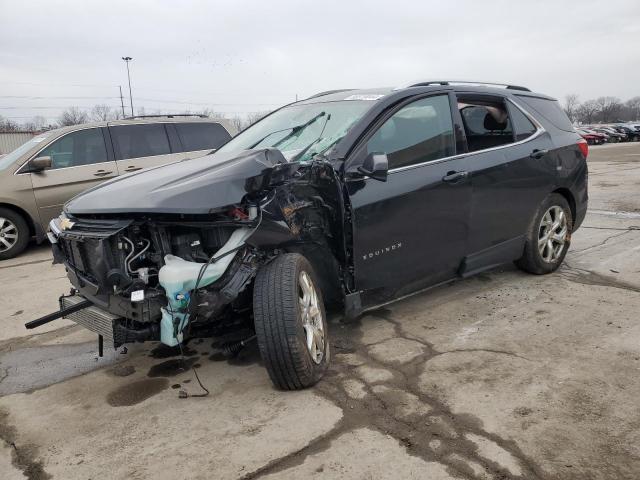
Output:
47 207 262 350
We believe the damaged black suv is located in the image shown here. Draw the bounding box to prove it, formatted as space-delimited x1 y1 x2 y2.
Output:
39 81 588 390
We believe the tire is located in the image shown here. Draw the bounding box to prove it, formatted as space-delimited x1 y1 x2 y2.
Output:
0 208 30 260
253 253 330 390
515 193 573 275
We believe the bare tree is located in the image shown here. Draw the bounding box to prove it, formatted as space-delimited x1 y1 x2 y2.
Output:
245 111 268 128
0 115 21 132
563 94 580 122
197 107 224 119
595 96 622 123
229 115 244 133
626 96 640 121
22 116 48 131
58 107 89 126
576 100 599 124
91 104 117 122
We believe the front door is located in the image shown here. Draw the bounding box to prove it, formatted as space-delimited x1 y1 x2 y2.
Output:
347 94 472 304
30 127 118 227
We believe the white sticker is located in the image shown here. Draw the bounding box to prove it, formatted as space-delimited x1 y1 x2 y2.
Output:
131 290 145 302
344 94 385 101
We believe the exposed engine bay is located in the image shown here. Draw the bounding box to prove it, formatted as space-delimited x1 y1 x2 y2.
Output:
44 150 347 351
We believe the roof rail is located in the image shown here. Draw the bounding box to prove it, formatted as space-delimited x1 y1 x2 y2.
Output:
400 80 531 92
306 89 356 100
125 113 209 120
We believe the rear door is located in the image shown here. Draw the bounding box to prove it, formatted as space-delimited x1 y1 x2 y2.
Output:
109 123 184 174
456 93 555 272
173 122 232 158
29 127 118 226
347 93 472 303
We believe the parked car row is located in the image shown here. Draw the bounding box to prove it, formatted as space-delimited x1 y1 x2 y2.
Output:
0 115 235 259
575 123 640 145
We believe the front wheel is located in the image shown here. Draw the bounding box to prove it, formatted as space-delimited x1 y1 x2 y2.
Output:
515 193 573 275
0 208 30 260
253 253 330 390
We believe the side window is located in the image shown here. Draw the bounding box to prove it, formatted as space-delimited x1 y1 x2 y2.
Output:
367 95 454 170
39 128 108 169
175 123 232 152
515 96 574 132
458 99 513 152
110 124 171 160
508 103 537 141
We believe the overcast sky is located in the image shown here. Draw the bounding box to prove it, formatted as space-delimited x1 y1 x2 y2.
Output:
1 0 639 124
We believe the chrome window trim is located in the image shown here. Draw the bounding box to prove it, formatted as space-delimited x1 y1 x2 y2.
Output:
387 97 545 175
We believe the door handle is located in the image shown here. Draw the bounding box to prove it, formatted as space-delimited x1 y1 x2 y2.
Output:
93 170 113 177
124 166 142 172
530 149 549 159
442 171 469 183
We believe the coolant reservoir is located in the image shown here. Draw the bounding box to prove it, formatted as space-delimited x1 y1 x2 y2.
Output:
158 227 253 346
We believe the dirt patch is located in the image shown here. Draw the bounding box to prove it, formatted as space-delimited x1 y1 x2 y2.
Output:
110 365 135 377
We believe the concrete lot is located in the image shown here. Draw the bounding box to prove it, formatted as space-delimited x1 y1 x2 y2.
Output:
1 142 640 480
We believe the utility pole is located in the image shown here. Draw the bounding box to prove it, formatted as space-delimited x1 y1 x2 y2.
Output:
118 86 126 118
121 56 134 117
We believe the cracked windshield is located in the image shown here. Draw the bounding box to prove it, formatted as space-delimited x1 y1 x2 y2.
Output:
216 100 371 161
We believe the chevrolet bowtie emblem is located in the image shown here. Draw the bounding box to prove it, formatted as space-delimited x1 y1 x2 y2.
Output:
60 217 75 231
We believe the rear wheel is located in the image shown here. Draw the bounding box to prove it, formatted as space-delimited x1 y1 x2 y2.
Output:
515 194 572 275
0 208 30 260
253 253 329 390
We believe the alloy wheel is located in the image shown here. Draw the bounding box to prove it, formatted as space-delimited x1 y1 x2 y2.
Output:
538 206 568 263
298 270 325 364
0 217 18 253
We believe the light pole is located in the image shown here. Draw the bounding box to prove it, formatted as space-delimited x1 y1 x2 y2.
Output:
121 56 134 117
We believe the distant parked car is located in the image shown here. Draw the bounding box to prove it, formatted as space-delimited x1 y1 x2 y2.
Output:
615 125 640 141
0 115 236 259
576 128 609 145
576 128 606 145
592 127 626 142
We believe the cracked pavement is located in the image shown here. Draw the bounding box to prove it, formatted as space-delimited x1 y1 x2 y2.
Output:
1 143 640 479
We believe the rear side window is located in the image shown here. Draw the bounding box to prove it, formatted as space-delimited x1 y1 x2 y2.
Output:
110 124 171 160
367 95 454 170
508 103 537 141
458 98 513 152
39 128 108 169
515 96 574 132
175 122 231 152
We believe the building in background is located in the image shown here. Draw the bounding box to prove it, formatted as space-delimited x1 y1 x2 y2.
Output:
0 131 39 155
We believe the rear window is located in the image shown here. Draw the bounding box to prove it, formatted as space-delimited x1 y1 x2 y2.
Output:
110 124 171 160
515 96 574 132
175 122 231 152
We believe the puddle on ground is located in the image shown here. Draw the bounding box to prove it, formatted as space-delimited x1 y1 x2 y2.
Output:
106 378 169 407
148 343 197 359
147 357 197 377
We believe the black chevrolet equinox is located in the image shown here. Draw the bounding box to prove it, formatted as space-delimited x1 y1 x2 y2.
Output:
39 81 588 390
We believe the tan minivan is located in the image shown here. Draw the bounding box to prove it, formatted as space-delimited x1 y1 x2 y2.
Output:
0 116 236 259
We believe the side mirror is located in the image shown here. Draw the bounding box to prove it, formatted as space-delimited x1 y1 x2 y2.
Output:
357 152 388 182
29 156 52 172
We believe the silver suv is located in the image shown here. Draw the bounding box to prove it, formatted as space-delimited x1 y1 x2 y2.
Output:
0 116 235 259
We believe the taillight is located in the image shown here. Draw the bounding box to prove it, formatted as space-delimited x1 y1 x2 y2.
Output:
577 139 588 158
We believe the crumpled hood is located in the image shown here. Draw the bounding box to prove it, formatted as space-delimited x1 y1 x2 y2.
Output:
65 148 293 215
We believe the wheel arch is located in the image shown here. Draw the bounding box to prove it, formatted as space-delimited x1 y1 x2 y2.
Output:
551 188 576 223
0 202 38 238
